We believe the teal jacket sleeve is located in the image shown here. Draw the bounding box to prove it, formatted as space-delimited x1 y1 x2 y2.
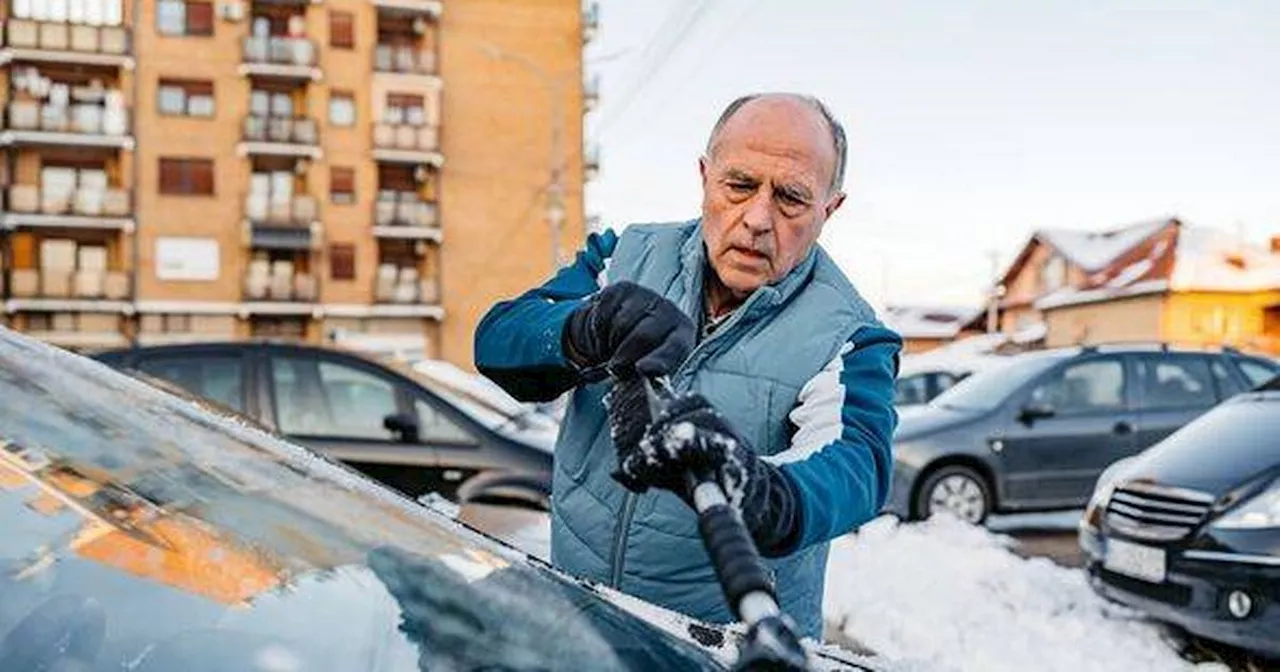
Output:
762 325 902 549
473 230 617 402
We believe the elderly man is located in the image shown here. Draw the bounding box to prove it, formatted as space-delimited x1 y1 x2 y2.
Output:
474 93 901 638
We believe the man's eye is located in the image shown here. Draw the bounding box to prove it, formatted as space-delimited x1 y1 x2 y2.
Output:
728 182 754 192
778 193 806 207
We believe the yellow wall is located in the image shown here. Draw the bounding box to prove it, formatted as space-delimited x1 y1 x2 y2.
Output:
1163 291 1280 354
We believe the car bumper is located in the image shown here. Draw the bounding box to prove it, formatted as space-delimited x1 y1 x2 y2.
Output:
1080 526 1280 659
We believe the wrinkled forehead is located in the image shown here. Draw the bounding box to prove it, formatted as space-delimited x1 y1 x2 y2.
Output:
707 97 838 188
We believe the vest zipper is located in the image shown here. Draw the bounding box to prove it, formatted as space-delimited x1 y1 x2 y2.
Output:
605 288 769 589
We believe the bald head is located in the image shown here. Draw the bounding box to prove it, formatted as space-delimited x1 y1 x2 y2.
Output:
706 93 847 194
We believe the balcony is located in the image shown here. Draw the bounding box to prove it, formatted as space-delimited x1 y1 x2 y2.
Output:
1 20 133 69
373 192 440 242
243 258 318 312
585 143 600 180
1 100 133 149
372 123 443 166
374 45 437 76
372 0 444 17
584 74 600 112
6 268 132 311
238 116 322 159
369 263 442 318
2 185 134 233
239 36 321 81
243 194 321 250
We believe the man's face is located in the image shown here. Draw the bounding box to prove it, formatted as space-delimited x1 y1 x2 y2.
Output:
699 97 846 296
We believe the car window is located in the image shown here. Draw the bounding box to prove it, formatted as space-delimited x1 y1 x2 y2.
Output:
1028 358 1124 414
137 354 245 412
414 398 480 445
1208 358 1242 397
272 355 398 440
1234 357 1280 388
894 374 931 405
1134 355 1217 410
932 353 1066 412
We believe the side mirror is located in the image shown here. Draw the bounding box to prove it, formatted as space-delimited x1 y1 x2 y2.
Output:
384 412 420 443
1019 404 1055 424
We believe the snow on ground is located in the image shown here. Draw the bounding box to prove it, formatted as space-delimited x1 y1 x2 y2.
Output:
823 515 1222 672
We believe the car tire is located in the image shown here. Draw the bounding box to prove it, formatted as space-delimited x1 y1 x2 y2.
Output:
914 465 992 525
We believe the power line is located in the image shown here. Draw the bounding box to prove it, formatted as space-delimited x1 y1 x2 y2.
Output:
590 0 716 139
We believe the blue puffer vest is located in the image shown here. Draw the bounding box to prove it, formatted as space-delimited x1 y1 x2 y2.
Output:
549 219 878 638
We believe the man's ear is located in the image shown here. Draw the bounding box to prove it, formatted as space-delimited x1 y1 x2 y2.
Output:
823 191 846 220
699 155 709 188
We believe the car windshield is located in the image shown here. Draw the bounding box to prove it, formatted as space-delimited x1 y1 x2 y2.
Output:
0 331 724 672
928 352 1067 412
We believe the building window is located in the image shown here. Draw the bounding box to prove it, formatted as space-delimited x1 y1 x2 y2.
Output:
329 92 355 127
158 0 214 37
159 158 215 196
330 11 355 49
384 93 427 126
157 79 215 117
330 167 355 204
1040 255 1066 293
330 243 356 281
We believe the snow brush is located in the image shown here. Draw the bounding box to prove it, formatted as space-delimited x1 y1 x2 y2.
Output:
607 373 812 672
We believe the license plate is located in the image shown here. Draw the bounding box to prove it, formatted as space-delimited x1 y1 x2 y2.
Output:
1104 538 1166 583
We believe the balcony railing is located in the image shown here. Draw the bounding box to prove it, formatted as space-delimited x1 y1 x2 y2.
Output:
373 0 444 16
245 194 319 227
7 268 131 302
244 260 317 304
3 20 132 64
4 185 133 231
374 264 440 305
583 2 599 43
371 123 442 166
2 100 133 148
373 44 436 75
374 193 437 228
243 115 319 145
240 36 320 80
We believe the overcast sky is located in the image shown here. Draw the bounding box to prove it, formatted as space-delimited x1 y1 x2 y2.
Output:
582 0 1280 311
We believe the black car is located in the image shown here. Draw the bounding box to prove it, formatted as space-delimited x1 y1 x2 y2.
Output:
91 341 555 510
1079 376 1280 659
885 343 1280 524
0 328 875 671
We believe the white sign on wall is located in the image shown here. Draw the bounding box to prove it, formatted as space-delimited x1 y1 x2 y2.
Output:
155 237 220 281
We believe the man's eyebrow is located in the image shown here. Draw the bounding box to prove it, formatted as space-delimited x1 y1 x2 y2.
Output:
722 168 758 183
775 183 814 202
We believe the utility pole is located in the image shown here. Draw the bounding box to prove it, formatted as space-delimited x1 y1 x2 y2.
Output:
986 250 1001 334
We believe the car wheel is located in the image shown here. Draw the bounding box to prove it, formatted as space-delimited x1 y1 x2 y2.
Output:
915 465 992 525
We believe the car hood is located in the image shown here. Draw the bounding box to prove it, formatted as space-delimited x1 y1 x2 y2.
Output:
894 404 977 442
1117 393 1280 495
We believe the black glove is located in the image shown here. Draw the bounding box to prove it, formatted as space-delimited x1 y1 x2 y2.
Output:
613 392 803 558
562 282 695 381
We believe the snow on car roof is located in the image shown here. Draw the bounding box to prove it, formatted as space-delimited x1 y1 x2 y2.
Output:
898 333 1010 377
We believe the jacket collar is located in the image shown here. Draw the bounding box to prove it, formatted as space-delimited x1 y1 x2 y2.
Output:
678 218 819 320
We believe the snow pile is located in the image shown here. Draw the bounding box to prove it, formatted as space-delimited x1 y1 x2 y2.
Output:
824 515 1207 672
1038 219 1171 272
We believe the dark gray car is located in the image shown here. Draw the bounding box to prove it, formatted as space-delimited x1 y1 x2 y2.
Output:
884 344 1280 524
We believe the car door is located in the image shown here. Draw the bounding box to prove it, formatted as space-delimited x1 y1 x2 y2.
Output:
997 355 1136 507
404 388 494 499
1132 353 1222 449
132 346 254 417
265 348 440 498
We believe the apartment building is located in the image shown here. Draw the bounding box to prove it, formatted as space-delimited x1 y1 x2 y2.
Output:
0 0 594 367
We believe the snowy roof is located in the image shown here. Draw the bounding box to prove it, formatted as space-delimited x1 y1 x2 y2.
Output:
898 332 1010 377
1036 218 1171 272
1034 219 1280 311
883 305 983 340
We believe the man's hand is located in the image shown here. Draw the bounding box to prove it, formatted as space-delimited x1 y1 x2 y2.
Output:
562 282 695 380
611 392 803 558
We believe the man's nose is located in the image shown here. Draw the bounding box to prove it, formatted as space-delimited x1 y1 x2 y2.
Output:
741 192 774 236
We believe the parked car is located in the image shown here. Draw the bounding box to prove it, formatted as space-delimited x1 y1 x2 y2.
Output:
893 333 1010 407
1078 375 1280 659
885 343 1280 524
0 327 877 671
91 341 556 511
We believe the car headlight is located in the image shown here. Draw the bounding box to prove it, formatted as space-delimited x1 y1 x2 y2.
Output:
1214 479 1280 530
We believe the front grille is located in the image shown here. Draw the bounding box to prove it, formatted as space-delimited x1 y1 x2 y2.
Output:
1104 483 1214 542
1097 568 1193 606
